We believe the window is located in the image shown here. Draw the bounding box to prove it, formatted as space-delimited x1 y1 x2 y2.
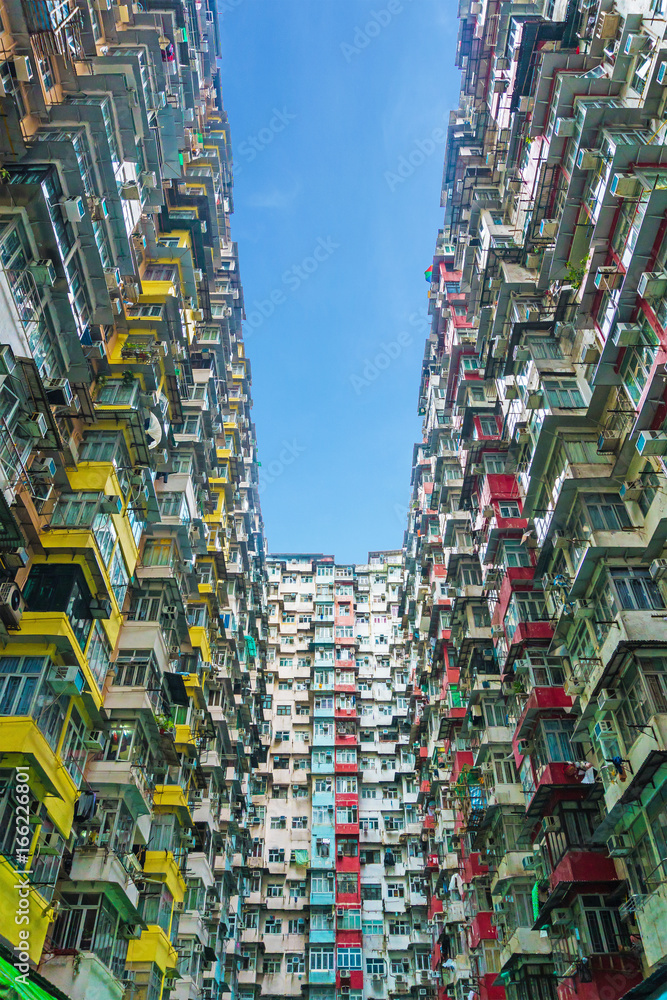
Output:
264 957 281 974
311 874 334 894
276 704 291 716
544 379 584 408
338 908 361 929
388 919 409 935
611 568 664 611
288 918 306 934
310 947 334 971
265 916 282 934
336 776 357 793
270 816 286 829
266 883 283 897
498 501 521 518
292 816 308 829
336 748 357 763
289 881 307 898
366 958 386 976
478 416 498 437
583 493 631 531
337 872 358 895
361 883 382 900
337 948 362 970
361 786 377 799
315 777 332 793
386 883 405 898
336 805 357 824
286 954 305 974
363 918 384 935
391 959 410 975
268 849 285 863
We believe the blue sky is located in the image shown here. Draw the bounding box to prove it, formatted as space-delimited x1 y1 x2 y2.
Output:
218 0 459 563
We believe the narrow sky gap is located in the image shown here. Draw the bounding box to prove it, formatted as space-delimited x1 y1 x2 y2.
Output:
219 0 460 562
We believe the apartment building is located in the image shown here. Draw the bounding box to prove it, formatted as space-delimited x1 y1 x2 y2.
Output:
238 553 434 1000
0 0 267 998
401 3 667 1000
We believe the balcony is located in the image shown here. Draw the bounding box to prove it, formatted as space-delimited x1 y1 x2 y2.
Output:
86 759 154 817
499 926 551 971
39 951 125 1000
68 847 141 915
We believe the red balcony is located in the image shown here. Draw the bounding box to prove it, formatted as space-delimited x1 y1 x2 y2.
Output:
425 853 440 871
508 619 554 648
556 955 642 1000
469 911 498 949
335 759 358 774
523 762 595 817
337 971 364 990
479 973 505 1000
422 815 436 830
427 895 443 919
549 850 620 893
462 851 488 882
451 750 474 783
514 686 574 744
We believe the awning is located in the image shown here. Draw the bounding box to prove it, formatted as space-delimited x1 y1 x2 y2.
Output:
163 671 189 707
618 963 667 1000
0 954 69 1000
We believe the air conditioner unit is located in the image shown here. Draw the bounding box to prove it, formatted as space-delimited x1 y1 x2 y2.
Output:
539 219 558 238
44 378 73 406
552 908 572 927
658 61 667 85
162 605 179 620
554 117 575 137
650 559 667 581
0 583 24 629
140 170 157 188
611 173 642 198
597 688 622 712
564 677 584 697
50 665 85 696
491 626 505 638
174 900 185 911
29 258 56 286
62 196 86 222
594 266 622 291
121 182 141 201
638 271 667 299
612 323 642 346
542 816 561 833
624 32 648 55
31 457 57 478
576 148 601 170
193 268 204 282
516 738 533 755
101 495 122 514
594 719 617 740
637 430 667 456
607 833 633 857
84 730 107 752
573 600 595 621
340 989 350 997
20 411 48 438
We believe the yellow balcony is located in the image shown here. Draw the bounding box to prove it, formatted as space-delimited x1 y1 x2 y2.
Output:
126 925 178 973
0 719 78 837
174 724 196 757
188 626 211 661
153 785 192 825
0 858 54 963
143 851 186 903
14 612 104 711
